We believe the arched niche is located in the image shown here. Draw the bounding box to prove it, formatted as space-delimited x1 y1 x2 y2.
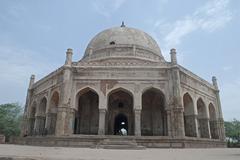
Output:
209 103 219 139
107 88 134 135
48 91 59 135
74 88 99 135
197 98 210 138
141 88 167 136
183 93 197 137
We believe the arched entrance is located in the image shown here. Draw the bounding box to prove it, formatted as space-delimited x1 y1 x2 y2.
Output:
74 88 99 135
197 98 210 138
48 91 59 135
107 88 134 135
141 88 167 136
114 114 128 135
36 97 47 135
183 93 197 137
209 103 219 139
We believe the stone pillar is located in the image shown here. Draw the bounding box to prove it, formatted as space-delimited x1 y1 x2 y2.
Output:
98 109 107 135
169 49 185 138
196 117 201 138
166 109 172 137
55 49 73 136
134 109 141 136
207 119 212 139
212 76 226 141
21 75 35 136
65 48 73 66
55 107 67 136
173 108 185 138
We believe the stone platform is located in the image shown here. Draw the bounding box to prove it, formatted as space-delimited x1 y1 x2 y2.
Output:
10 135 226 149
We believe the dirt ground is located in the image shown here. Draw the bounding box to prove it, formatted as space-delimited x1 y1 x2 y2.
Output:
0 144 240 160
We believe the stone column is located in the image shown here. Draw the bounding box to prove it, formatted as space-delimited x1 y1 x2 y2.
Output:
98 109 107 135
193 114 199 137
207 119 212 139
166 109 172 137
21 75 35 136
212 76 226 141
173 107 185 138
55 49 73 136
169 49 185 138
45 112 51 134
134 109 141 136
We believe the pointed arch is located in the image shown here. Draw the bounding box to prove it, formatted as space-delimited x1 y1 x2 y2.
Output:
183 93 197 137
47 91 60 135
49 91 59 111
36 97 47 135
107 87 134 135
197 98 210 138
141 87 167 136
209 103 219 139
74 87 99 135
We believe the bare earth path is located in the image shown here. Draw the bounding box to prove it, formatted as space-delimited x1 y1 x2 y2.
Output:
0 144 240 160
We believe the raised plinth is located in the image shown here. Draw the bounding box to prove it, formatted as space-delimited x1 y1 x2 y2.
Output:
10 135 226 149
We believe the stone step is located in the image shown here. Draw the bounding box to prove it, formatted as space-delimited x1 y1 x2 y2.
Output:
97 144 145 150
101 139 136 145
96 138 146 150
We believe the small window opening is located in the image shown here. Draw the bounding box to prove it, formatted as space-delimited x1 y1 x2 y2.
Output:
110 41 115 45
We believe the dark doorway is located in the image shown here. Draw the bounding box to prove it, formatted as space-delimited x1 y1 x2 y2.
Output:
114 114 128 135
107 89 134 135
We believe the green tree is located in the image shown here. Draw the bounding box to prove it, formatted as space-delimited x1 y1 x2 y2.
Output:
0 103 23 141
225 119 240 147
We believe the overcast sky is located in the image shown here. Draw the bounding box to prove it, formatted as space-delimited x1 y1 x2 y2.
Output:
0 0 239 120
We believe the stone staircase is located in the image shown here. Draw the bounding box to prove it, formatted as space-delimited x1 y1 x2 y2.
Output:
96 137 145 150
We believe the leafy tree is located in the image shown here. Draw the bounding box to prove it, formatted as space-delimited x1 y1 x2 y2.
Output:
0 103 23 141
225 119 240 147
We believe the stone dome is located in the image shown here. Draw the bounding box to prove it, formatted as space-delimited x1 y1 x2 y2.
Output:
83 25 163 61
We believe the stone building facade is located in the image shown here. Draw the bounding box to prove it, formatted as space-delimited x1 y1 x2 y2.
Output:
20 24 226 148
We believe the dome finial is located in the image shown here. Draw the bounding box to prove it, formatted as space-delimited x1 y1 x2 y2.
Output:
121 21 125 27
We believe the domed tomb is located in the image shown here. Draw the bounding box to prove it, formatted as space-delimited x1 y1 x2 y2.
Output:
83 25 164 62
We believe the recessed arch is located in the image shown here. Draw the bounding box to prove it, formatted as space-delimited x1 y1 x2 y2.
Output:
209 103 219 139
197 98 210 138
141 86 165 96
75 87 99 109
30 101 37 117
47 91 60 135
107 87 134 101
183 93 197 137
49 91 59 110
107 87 134 135
74 88 99 135
39 97 47 115
209 103 217 120
36 97 47 135
141 87 167 136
